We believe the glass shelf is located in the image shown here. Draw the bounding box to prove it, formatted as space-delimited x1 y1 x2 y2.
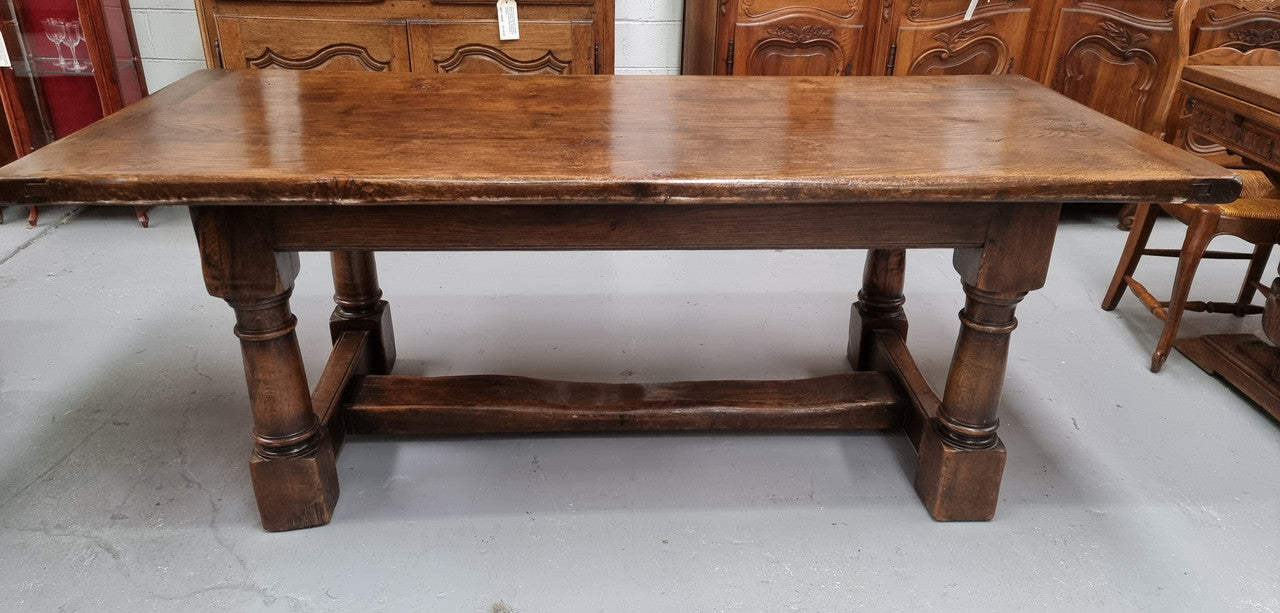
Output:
12 56 139 77
14 57 96 76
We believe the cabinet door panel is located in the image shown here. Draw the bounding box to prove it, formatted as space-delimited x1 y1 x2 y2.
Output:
891 1 1032 76
215 17 411 71
410 21 594 74
728 5 870 76
1043 2 1184 134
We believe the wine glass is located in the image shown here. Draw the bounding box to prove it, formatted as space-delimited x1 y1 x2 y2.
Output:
42 18 66 68
64 20 84 71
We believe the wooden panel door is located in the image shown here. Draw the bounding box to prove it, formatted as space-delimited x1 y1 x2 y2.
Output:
719 0 872 75
1041 0 1192 135
213 17 412 71
885 0 1034 76
409 20 597 74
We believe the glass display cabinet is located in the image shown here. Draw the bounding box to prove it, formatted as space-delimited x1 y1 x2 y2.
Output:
0 0 147 226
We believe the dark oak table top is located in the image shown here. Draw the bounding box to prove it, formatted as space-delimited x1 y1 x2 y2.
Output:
0 69 1241 208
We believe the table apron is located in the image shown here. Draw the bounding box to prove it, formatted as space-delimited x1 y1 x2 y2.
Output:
251 202 1016 251
1182 81 1280 176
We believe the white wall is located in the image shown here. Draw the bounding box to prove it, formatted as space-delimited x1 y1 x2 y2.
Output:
128 0 684 90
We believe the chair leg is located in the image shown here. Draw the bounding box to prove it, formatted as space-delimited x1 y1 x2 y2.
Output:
1117 203 1137 230
1235 242 1273 313
1103 203 1160 311
1152 206 1219 372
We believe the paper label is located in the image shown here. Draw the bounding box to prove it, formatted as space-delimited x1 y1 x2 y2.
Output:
498 0 520 41
964 0 980 21
0 34 10 69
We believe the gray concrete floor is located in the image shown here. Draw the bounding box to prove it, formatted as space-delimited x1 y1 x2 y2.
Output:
0 204 1276 611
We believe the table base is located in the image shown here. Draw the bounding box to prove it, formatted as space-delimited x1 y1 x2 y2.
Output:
188 204 1058 531
295 321 1003 531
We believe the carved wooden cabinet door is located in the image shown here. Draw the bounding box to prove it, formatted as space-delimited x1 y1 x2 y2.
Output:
1040 0 1188 135
880 0 1033 76
717 0 874 75
213 18 412 72
409 21 596 74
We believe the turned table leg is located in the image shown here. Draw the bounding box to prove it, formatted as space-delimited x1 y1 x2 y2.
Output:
913 283 1018 520
233 288 339 531
849 248 908 370
191 207 339 531
916 203 1061 521
330 250 396 374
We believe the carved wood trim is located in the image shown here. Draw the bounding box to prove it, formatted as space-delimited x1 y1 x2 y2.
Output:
1096 19 1152 48
742 0 859 20
1203 0 1280 20
1225 23 1280 47
248 43 392 71
436 44 572 74
906 0 1017 22
932 20 993 51
1190 105 1279 162
766 24 836 42
1073 0 1178 25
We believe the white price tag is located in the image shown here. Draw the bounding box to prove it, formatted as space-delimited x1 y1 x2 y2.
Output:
0 33 10 69
497 0 520 41
963 0 980 21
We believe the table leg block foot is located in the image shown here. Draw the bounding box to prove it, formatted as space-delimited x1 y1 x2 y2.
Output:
249 434 340 532
330 300 396 374
847 303 909 370
914 423 1005 521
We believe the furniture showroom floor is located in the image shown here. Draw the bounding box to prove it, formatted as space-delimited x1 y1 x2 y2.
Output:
0 204 1276 611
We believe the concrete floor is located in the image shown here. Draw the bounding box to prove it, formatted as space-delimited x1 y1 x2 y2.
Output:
0 204 1276 611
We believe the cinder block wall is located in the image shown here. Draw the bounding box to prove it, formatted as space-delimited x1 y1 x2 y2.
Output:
129 0 684 90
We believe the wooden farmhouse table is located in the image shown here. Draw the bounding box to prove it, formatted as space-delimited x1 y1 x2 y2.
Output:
0 70 1240 531
1175 64 1280 420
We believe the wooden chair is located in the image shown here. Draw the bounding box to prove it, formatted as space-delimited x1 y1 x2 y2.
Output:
1101 44 1280 372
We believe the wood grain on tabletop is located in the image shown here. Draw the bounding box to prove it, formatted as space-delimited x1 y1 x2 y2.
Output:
0 69 1241 206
